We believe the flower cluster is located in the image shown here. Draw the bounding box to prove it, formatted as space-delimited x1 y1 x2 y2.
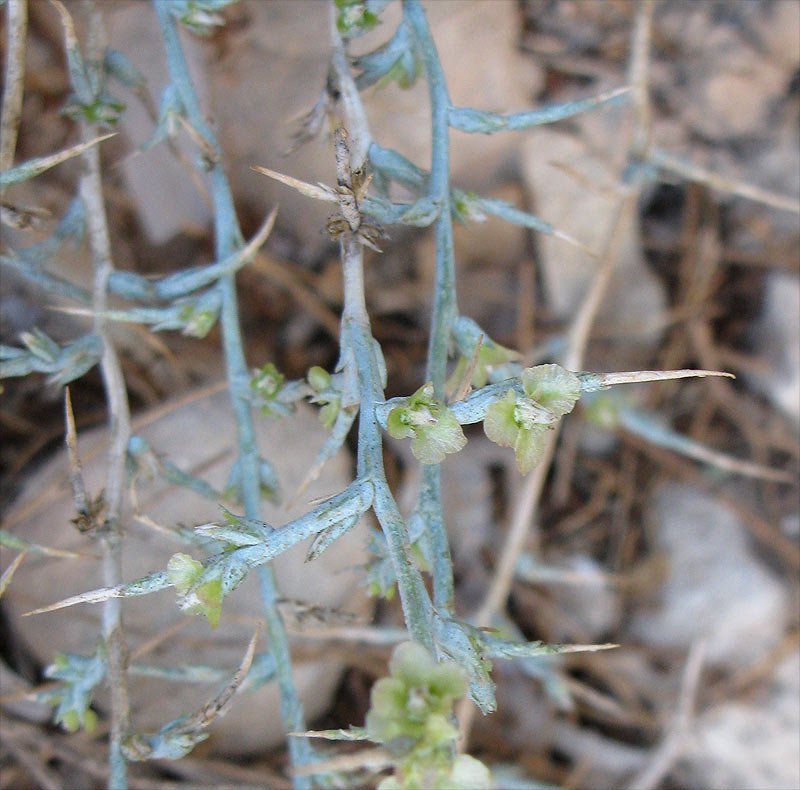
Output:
307 365 341 429
386 382 466 464
484 364 581 473
367 642 491 790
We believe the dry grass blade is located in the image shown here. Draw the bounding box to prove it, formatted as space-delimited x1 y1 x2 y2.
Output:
626 640 706 790
192 623 261 728
595 369 734 387
292 746 393 776
174 113 219 166
650 148 800 214
249 251 341 339
0 0 28 173
63 387 89 517
0 549 28 599
251 165 338 203
449 334 483 403
237 204 279 263
620 421 797 484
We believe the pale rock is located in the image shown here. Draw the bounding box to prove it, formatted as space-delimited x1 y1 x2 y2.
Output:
0 391 370 755
750 0 800 75
413 182 529 332
627 484 788 667
545 554 620 641
679 651 800 790
681 28 788 140
105 4 213 244
782 512 800 539
745 271 800 424
519 126 665 338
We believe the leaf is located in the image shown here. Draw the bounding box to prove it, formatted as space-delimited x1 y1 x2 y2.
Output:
514 425 548 475
289 726 371 741
450 754 492 790
483 390 519 449
521 364 581 417
0 550 27 598
410 408 466 465
387 406 415 440
166 553 204 594
0 134 115 188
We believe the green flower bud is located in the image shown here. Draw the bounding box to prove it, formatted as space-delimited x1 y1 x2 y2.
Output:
307 365 331 392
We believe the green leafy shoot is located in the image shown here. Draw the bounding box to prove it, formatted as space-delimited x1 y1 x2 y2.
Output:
293 641 491 790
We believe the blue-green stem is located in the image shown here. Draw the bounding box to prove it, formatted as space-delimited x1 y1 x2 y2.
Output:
339 235 435 651
329 3 439 638
402 0 456 614
153 5 313 785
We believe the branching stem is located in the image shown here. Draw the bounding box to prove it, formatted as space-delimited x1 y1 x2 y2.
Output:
153 4 313 785
78 19 132 790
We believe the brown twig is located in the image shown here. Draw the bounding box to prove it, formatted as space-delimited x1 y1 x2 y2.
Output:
626 640 705 790
0 0 27 174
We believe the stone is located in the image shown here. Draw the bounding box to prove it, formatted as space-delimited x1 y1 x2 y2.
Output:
627 483 788 667
744 271 800 424
679 651 800 790
105 4 213 244
545 554 621 641
0 390 370 755
519 125 666 339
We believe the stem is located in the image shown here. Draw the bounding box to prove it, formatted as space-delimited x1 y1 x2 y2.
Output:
327 2 439 641
328 6 371 172
79 65 132 790
340 236 435 651
153 5 312 785
0 0 27 174
403 0 457 615
403 0 456 395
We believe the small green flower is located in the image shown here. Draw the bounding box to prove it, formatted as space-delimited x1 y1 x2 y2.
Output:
335 0 379 36
521 364 582 417
448 338 520 391
379 49 421 90
177 302 218 338
448 754 492 790
484 364 581 473
62 93 126 128
167 553 222 628
249 362 285 416
171 0 236 36
307 365 330 392
386 382 466 464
